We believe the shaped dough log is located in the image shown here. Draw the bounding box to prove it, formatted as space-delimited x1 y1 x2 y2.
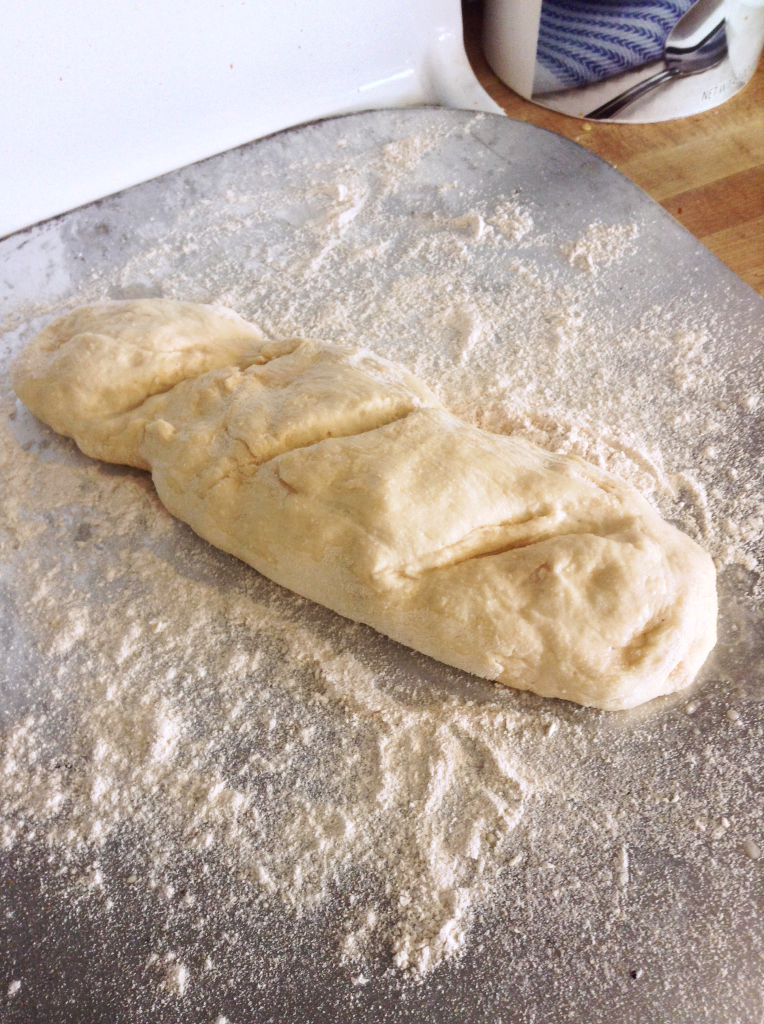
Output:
10 300 717 710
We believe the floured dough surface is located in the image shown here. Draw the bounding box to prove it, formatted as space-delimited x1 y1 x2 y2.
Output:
10 299 717 710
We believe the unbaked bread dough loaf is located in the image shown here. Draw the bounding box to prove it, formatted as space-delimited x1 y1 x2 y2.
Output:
10 299 717 710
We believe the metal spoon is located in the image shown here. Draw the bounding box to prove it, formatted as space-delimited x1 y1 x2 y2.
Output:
586 0 728 120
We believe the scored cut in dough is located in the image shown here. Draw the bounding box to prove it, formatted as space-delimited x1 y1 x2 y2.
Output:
10 299 717 710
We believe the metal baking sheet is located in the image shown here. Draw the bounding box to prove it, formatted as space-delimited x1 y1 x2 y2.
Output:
1 108 762 1024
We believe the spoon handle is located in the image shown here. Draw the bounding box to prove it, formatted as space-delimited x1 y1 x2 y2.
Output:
586 68 678 121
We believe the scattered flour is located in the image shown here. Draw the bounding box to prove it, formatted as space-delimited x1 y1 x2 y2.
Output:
0 110 762 1014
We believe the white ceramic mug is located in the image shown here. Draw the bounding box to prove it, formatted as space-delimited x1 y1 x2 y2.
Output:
483 0 764 122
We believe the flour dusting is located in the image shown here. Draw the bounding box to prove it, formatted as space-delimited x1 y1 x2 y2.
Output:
0 110 762 1019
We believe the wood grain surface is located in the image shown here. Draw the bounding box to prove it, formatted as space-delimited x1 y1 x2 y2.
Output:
463 1 764 296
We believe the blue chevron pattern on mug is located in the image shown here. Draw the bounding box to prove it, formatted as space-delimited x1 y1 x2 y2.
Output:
534 0 696 92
